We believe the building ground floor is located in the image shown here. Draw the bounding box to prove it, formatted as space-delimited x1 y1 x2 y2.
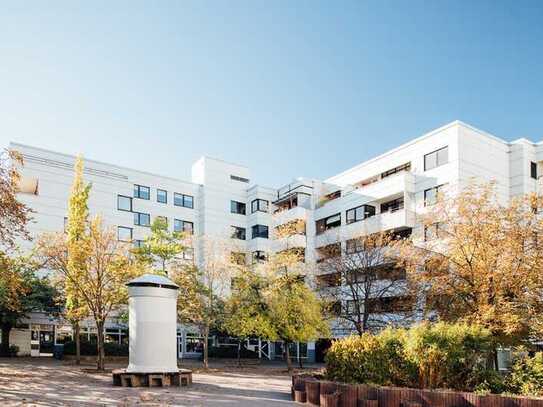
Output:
2 312 317 363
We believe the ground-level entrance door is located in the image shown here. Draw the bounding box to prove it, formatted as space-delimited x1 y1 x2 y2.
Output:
30 325 55 356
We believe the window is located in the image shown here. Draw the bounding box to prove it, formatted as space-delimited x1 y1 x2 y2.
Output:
156 216 168 226
251 224 269 239
230 175 250 183
231 226 246 240
157 189 167 204
117 195 132 212
381 197 404 213
63 216 68 233
134 184 150 200
231 252 246 265
316 272 341 289
174 193 194 209
424 146 448 171
134 212 150 227
531 162 538 180
230 200 246 215
381 162 411 178
117 226 132 242
424 184 447 206
133 239 144 248
316 213 341 235
424 222 445 241
174 219 194 234
316 243 341 262
346 238 364 254
252 250 267 263
251 199 269 213
346 205 375 224
182 247 194 261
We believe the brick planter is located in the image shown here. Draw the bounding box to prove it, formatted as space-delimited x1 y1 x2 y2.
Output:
291 374 543 407
295 390 308 403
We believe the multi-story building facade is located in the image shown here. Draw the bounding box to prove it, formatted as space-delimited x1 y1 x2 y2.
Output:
5 120 543 361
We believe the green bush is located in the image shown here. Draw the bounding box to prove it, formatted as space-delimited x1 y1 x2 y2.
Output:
8 345 19 357
63 340 128 356
325 329 417 386
508 352 543 396
325 322 494 391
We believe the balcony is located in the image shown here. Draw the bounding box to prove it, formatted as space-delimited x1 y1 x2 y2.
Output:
314 208 415 247
344 171 415 204
273 234 307 252
273 205 307 226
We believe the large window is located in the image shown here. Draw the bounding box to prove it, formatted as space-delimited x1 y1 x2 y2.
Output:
230 200 246 215
174 193 194 209
117 195 132 212
251 199 269 213
134 212 150 227
231 226 246 240
157 189 167 204
424 184 447 206
381 197 404 213
134 184 150 200
531 162 538 180
381 162 411 178
315 213 341 235
117 226 133 242
174 219 194 234
346 205 375 224
424 222 445 241
424 146 448 171
251 224 269 239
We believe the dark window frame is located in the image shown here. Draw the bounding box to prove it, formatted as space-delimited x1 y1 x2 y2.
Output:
117 195 132 212
157 189 168 204
531 161 538 180
117 226 133 242
174 192 194 209
134 212 151 227
252 250 268 263
251 199 269 213
424 146 449 171
381 197 404 213
134 184 150 200
316 213 341 235
231 226 246 240
346 204 376 224
174 219 194 235
251 224 269 239
424 184 447 207
230 200 247 215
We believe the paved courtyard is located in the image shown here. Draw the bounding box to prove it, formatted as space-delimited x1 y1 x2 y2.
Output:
0 358 297 406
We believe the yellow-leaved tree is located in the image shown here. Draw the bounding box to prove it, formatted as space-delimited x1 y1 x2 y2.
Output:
397 182 543 367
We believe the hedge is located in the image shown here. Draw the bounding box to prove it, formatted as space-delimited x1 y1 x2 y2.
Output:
63 340 128 356
207 345 259 359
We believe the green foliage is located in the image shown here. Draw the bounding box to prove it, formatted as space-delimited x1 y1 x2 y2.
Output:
8 345 19 357
132 218 187 275
508 352 543 397
326 322 495 391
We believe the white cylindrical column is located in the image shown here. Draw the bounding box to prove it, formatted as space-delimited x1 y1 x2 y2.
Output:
125 274 179 373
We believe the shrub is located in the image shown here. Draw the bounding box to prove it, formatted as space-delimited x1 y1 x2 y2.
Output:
63 340 128 356
325 330 417 386
508 351 543 396
402 322 493 390
325 322 493 391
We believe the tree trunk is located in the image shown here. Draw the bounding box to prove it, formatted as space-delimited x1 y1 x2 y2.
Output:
74 321 81 365
0 324 12 357
237 340 242 367
96 320 105 371
285 341 293 372
203 327 209 369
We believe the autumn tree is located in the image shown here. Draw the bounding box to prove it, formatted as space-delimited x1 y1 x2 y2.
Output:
0 149 32 249
172 237 238 369
132 217 188 275
397 182 543 366
65 156 91 365
317 231 414 336
0 253 57 356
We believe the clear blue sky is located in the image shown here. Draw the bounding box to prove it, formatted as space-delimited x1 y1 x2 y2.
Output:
1 1 542 187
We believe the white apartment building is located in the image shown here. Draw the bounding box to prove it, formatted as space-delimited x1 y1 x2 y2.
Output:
6 120 543 361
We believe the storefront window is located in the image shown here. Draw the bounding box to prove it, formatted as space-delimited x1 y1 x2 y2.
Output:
185 333 204 353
